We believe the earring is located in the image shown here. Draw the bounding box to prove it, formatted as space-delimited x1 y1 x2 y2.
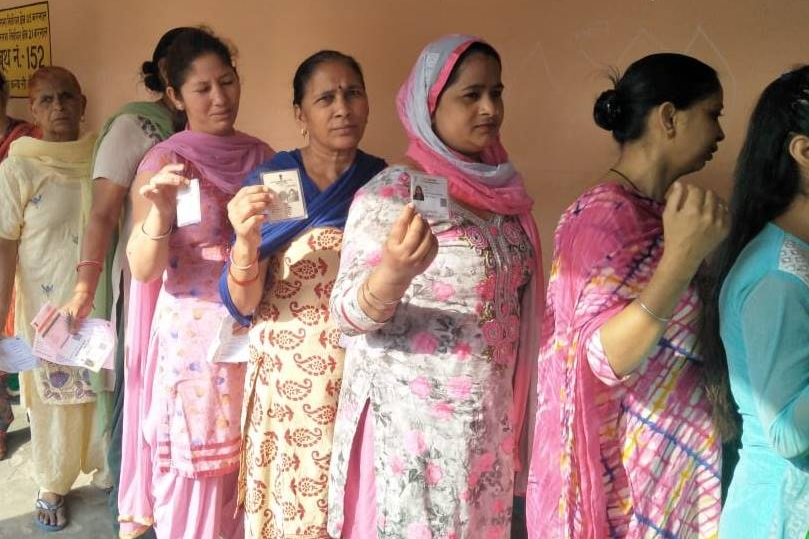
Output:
176 104 184 111
301 128 308 137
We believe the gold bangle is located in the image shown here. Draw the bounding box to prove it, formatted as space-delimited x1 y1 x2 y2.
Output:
140 221 172 240
363 280 401 306
360 280 399 313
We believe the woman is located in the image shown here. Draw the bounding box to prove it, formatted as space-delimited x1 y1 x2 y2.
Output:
0 70 38 159
0 68 39 460
59 27 190 531
119 27 271 539
327 35 543 539
527 53 728 539
0 66 108 531
705 65 809 538
220 49 386 539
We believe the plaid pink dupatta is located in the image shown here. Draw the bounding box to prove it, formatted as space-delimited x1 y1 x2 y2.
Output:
527 184 667 538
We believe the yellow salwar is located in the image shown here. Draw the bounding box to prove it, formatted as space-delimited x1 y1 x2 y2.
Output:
0 134 110 494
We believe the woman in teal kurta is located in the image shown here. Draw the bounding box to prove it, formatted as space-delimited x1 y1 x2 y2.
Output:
719 224 809 537
704 66 809 538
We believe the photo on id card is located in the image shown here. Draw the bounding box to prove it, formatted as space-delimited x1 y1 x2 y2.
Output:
261 168 308 222
410 173 449 220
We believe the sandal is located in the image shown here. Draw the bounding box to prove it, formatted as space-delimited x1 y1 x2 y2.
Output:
34 494 68 532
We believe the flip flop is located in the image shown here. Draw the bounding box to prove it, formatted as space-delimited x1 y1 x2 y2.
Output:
34 494 67 532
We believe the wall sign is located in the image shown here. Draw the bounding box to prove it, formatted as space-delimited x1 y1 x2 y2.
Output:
0 2 51 98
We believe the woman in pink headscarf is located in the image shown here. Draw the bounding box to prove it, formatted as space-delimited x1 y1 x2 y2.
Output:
327 34 543 539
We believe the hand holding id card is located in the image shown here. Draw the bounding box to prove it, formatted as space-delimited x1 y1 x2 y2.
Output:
410 173 450 220
176 178 202 227
261 169 308 222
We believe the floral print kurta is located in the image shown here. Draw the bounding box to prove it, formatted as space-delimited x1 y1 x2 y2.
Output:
0 136 99 405
239 227 345 539
144 148 246 478
328 167 534 539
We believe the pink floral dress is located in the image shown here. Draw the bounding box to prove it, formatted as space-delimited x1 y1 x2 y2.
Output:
144 148 246 478
328 167 535 539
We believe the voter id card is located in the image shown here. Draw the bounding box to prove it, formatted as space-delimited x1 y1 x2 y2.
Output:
410 173 449 220
261 168 308 222
176 178 202 227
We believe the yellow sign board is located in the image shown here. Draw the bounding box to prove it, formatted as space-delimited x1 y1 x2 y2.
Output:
0 2 51 98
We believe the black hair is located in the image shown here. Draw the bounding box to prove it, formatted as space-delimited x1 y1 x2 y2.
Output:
141 27 195 93
436 41 502 106
164 27 237 131
594 53 721 144
0 69 6 94
698 65 809 441
165 26 237 95
292 50 365 106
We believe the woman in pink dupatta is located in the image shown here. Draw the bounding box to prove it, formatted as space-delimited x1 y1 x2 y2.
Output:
527 54 729 539
118 28 271 539
327 35 543 539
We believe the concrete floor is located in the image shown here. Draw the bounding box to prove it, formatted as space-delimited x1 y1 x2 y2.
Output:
0 402 114 539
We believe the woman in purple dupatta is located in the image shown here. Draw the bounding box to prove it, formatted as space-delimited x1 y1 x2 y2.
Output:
527 54 729 539
118 28 271 539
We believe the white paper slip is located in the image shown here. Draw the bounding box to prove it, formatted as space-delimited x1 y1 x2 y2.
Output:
411 173 449 220
0 336 40 372
261 168 308 222
206 315 250 363
30 302 116 372
176 178 202 227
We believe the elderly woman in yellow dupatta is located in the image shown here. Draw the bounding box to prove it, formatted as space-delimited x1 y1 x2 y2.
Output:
0 66 109 532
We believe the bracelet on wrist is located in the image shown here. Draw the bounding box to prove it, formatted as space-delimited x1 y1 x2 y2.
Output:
76 260 103 272
140 221 173 240
363 279 401 306
229 248 259 271
635 298 672 324
228 263 260 286
360 280 400 314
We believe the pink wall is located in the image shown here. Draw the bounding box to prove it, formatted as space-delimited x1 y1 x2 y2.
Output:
5 0 808 267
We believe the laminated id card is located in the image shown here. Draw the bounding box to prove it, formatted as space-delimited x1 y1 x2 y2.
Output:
411 173 449 220
176 178 202 227
261 168 308 222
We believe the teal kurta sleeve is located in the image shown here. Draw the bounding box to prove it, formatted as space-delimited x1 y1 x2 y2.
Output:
741 271 809 465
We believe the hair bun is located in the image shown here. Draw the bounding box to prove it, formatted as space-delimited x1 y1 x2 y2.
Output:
594 88 623 131
141 60 164 93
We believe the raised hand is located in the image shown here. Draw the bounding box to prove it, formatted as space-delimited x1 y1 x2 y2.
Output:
227 185 274 250
662 181 730 277
137 163 189 218
378 203 439 287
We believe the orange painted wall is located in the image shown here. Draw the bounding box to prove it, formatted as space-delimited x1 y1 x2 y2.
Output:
4 0 809 266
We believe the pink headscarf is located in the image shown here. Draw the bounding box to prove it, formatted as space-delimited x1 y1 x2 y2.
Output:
397 34 543 483
397 34 536 216
142 129 271 195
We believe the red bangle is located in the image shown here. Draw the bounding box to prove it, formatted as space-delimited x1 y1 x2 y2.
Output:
228 263 260 286
76 260 103 272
